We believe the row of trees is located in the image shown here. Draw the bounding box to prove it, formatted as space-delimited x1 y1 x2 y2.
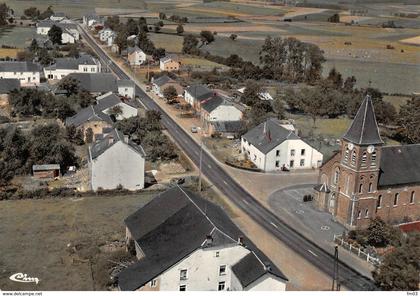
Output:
0 3 12 26
115 110 177 162
23 6 54 21
0 124 79 186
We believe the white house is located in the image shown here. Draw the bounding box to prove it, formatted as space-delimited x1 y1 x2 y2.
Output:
117 79 136 99
127 46 147 66
159 55 180 72
0 61 41 86
151 75 183 98
99 28 115 42
89 129 145 191
201 95 243 123
184 84 213 107
83 14 103 27
36 20 79 44
44 55 101 80
241 118 323 171
95 92 138 120
107 32 116 46
50 12 66 22
119 186 288 291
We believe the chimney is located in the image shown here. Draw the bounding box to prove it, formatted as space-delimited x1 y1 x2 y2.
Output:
205 235 213 246
108 136 114 144
124 135 129 142
265 263 272 271
237 236 244 245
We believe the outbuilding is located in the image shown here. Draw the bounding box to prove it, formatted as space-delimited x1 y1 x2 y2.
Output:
32 164 61 179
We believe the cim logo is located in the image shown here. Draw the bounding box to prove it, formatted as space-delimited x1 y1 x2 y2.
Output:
9 273 40 285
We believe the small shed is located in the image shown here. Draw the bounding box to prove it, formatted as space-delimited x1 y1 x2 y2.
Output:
32 164 61 179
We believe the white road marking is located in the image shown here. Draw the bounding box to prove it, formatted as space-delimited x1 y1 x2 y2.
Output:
270 222 279 229
308 249 318 257
243 199 249 205
208 164 212 169
223 181 228 185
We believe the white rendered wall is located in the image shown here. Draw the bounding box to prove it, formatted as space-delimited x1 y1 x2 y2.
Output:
0 71 40 86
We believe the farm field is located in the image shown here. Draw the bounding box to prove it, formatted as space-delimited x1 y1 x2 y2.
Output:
0 192 156 290
0 26 36 49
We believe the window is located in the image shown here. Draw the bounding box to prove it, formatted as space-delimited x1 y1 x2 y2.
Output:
275 160 280 167
361 152 367 166
219 265 226 276
371 152 377 167
410 191 415 204
393 193 399 206
300 159 305 167
368 183 373 193
359 183 363 194
180 269 187 280
351 151 356 166
179 285 186 291
334 170 339 185
150 279 157 287
218 282 225 291
357 210 361 219
344 147 349 162
276 150 280 156
289 160 294 168
365 209 369 218
215 251 220 257
376 195 382 209
301 149 305 156
290 149 295 156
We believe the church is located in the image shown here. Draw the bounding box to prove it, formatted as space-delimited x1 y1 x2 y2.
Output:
314 95 420 229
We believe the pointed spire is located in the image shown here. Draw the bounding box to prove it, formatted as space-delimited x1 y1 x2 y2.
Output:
342 95 383 145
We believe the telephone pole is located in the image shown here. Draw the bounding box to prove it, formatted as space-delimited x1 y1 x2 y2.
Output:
332 245 340 291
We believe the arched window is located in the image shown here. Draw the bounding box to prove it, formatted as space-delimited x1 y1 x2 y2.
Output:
376 195 382 209
365 209 369 218
368 183 373 193
359 183 363 194
344 147 349 162
334 169 339 184
410 191 415 204
351 150 356 166
357 210 361 219
394 193 399 206
361 151 367 167
371 152 377 167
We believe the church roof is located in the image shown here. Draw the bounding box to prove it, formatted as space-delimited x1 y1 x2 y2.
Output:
342 95 383 146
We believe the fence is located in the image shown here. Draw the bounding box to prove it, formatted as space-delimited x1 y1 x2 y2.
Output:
333 234 381 267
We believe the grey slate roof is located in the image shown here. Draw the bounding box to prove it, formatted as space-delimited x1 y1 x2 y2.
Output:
378 144 420 188
117 79 134 88
0 61 41 72
213 121 244 133
152 75 173 87
127 46 142 55
0 78 20 93
342 95 383 146
201 95 230 113
66 73 118 93
32 164 60 171
65 105 112 127
185 84 213 100
118 186 287 291
95 93 122 110
46 55 97 70
160 54 178 63
37 20 77 30
242 118 300 154
89 129 145 160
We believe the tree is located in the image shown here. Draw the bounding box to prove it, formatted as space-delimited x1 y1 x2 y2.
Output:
109 105 123 120
159 12 166 20
67 44 80 58
24 7 40 19
327 67 343 89
58 77 80 97
176 24 184 35
76 90 95 108
0 3 10 26
153 47 166 59
37 48 53 66
244 101 274 129
39 6 54 20
115 27 128 54
229 34 237 41
200 30 214 45
182 34 199 54
126 18 139 36
328 13 340 23
372 232 420 290
48 25 62 45
272 97 286 119
398 96 420 143
163 86 178 102
105 15 120 30
85 128 93 144
29 39 39 53
241 80 262 107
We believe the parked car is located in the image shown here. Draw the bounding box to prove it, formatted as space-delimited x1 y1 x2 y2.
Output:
191 126 198 133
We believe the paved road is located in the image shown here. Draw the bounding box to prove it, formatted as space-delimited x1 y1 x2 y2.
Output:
78 25 376 291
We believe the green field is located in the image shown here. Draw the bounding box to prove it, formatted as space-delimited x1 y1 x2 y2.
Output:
0 26 35 48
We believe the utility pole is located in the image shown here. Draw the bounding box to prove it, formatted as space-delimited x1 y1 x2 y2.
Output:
332 245 340 291
198 140 203 192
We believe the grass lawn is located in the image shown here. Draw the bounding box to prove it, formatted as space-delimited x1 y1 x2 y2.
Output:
291 114 352 139
0 192 156 290
148 33 183 53
383 95 410 111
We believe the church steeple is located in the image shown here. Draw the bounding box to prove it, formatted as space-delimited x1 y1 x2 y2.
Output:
342 95 383 146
